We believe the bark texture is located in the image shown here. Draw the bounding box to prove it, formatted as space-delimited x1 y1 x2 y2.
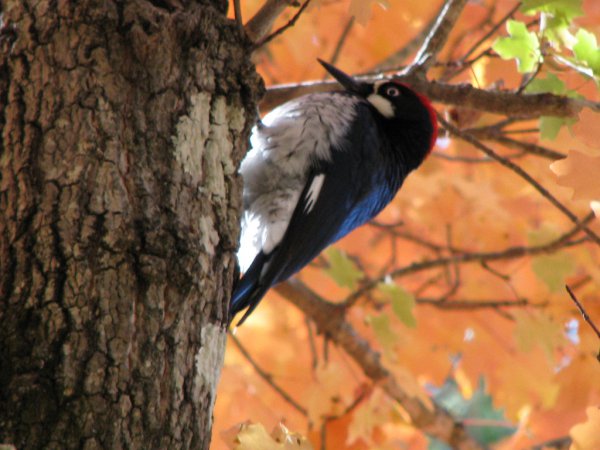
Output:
0 1 261 449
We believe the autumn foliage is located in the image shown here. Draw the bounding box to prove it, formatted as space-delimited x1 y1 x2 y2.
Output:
214 1 600 449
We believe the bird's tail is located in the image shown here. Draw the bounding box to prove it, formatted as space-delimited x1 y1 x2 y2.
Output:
229 251 270 326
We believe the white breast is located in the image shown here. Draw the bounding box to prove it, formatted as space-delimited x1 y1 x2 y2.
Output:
237 93 360 271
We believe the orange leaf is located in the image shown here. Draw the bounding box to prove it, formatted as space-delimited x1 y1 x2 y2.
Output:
569 406 600 450
550 150 600 201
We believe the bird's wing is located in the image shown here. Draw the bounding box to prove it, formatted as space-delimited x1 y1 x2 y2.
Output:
264 113 395 286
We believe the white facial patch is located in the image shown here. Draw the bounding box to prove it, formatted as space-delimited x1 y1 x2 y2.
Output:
367 93 394 118
304 174 325 213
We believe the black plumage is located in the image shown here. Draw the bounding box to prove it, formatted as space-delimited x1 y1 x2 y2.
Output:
230 60 437 325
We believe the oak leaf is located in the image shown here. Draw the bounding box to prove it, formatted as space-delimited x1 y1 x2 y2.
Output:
230 422 313 450
550 150 600 201
569 406 600 450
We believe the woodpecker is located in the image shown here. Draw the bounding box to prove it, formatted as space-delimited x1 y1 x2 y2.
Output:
230 60 438 325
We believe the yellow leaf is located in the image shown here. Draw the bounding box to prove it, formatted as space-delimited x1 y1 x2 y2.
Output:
233 422 313 450
550 150 600 201
307 362 349 424
347 388 391 445
569 406 600 450
514 311 565 361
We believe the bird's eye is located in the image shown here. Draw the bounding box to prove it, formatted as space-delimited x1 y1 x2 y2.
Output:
385 86 400 97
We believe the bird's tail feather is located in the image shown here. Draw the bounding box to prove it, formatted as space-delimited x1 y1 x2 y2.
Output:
229 251 269 326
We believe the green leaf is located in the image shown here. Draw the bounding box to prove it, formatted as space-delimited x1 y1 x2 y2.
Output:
367 313 398 356
465 378 518 445
539 115 577 140
524 75 577 140
531 252 576 292
427 438 452 450
324 247 363 290
573 29 600 77
493 20 541 73
521 0 583 20
521 1 582 46
524 73 566 94
528 225 561 246
377 282 417 328
431 377 517 446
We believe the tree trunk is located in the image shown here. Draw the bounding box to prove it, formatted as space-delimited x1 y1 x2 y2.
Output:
0 1 261 448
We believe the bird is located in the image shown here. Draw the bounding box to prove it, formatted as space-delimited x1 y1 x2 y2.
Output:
230 59 438 326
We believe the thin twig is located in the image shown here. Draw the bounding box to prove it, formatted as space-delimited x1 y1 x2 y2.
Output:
439 115 600 248
370 5 442 73
529 436 572 450
230 333 308 416
517 62 543 94
306 317 319 370
323 16 355 80
442 2 520 81
565 285 600 350
417 297 535 309
432 150 525 163
411 0 469 73
468 131 566 160
320 387 370 450
245 0 293 43
254 0 312 49
345 213 594 306
492 136 565 160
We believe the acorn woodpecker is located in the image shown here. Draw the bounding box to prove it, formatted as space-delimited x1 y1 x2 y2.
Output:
230 60 438 325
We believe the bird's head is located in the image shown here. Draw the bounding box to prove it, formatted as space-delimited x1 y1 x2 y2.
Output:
318 59 438 153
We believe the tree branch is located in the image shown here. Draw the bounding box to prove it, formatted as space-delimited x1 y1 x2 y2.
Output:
370 5 441 73
345 213 594 307
411 0 469 73
275 280 485 450
323 16 355 77
417 297 533 310
245 0 294 43
565 285 600 361
260 74 600 117
254 0 312 49
230 333 308 416
439 116 600 248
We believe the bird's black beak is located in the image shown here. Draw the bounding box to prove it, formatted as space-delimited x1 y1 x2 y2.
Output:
318 59 371 97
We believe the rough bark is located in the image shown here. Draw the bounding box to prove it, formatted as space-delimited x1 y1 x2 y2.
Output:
0 1 261 449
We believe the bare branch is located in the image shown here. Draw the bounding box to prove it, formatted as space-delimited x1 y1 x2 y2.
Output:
565 285 600 359
442 3 520 81
411 0 469 73
529 436 572 450
417 297 533 310
260 74 600 117
320 387 370 450
439 116 600 247
275 281 485 450
245 0 294 43
254 0 312 49
370 7 440 73
477 134 566 160
323 16 355 78
346 213 594 306
230 333 308 416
